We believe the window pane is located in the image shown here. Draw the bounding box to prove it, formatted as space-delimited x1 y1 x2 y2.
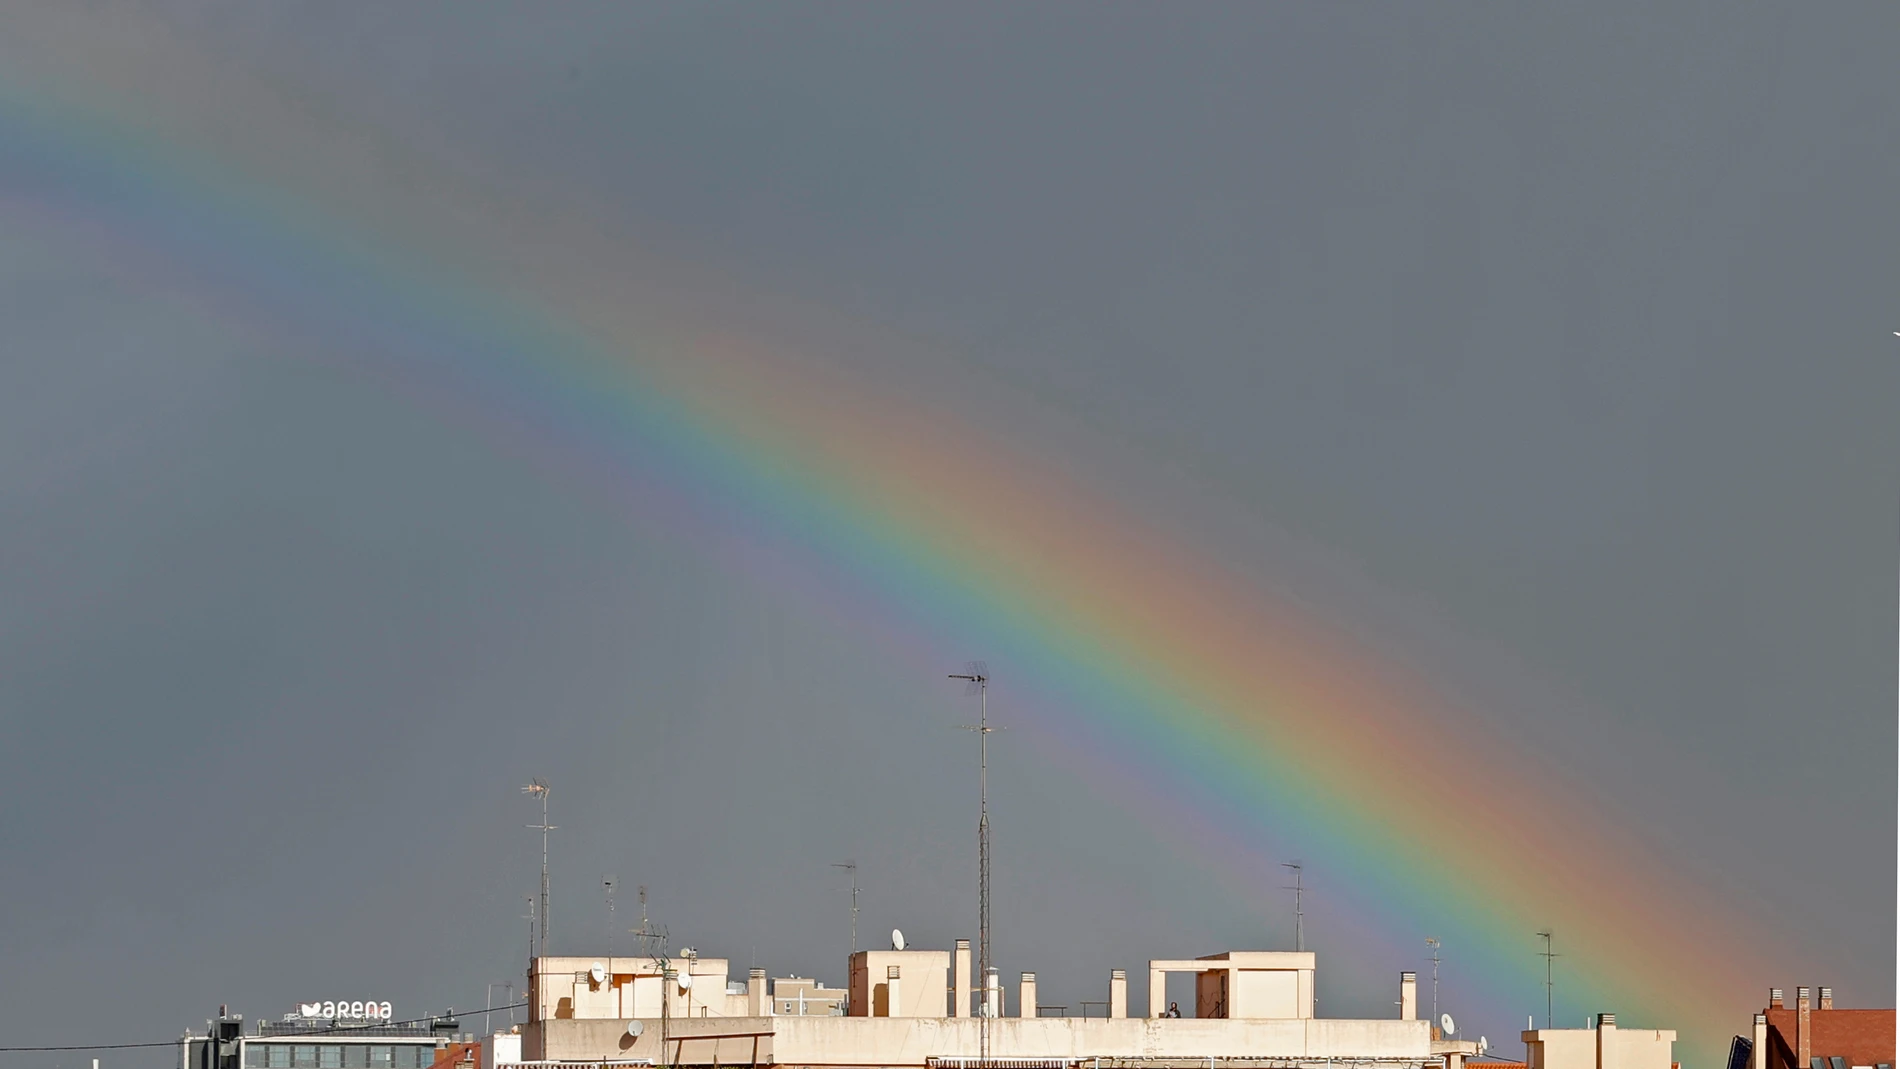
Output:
293 1047 317 1069
394 1046 418 1069
343 1047 368 1069
270 1046 291 1069
369 1048 392 1069
246 1047 268 1068
321 1048 342 1069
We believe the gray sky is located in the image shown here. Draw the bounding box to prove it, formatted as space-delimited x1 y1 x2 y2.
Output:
0 4 1894 1066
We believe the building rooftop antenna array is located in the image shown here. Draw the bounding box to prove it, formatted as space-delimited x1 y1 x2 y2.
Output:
949 662 1003 1055
522 780 554 959
630 885 669 959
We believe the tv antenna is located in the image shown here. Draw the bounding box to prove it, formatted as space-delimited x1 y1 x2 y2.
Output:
522 779 554 958
630 885 669 959
949 661 1002 1054
605 876 619 965
1425 937 1441 1026
831 861 860 954
1536 930 1558 1029
1282 862 1305 952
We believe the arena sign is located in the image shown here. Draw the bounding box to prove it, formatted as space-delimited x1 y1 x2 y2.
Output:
296 1001 393 1020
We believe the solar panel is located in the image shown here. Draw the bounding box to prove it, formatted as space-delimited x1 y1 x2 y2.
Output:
1725 1037 1752 1069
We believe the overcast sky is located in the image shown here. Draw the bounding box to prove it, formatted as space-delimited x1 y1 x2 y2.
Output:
1 4 1895 1067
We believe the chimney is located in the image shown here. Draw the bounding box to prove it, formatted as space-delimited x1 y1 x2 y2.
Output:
886 966 902 1019
1795 988 1811 1069
1020 973 1037 1019
954 940 972 1019
985 968 1002 1019
1818 987 1832 1011
1596 1013 1617 1069
1770 989 1784 1010
747 968 766 1017
1400 972 1418 1021
1750 1014 1767 1069
1110 970 1128 1019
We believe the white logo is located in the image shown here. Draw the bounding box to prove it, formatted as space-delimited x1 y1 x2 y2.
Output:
297 1001 392 1020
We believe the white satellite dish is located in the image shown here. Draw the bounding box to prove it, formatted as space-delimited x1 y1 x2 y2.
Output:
891 928 906 951
1479 1037 1489 1054
1440 1013 1456 1037
589 963 607 985
677 973 694 990
680 947 698 960
625 1021 644 1038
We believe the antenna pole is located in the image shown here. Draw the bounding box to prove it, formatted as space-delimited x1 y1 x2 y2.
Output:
1536 930 1558 1029
832 862 860 954
523 781 555 959
1425 938 1441 1027
1281 862 1305 952
950 664 999 1058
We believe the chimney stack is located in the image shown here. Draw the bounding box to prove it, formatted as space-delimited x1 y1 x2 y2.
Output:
1400 972 1418 1021
1751 1014 1767 1069
886 966 902 1019
1110 970 1128 1019
1770 989 1784 1010
1596 1013 1618 1069
954 940 972 1018
1020 973 1037 1019
1795 987 1811 1069
1818 987 1832 1011
747 968 766 1017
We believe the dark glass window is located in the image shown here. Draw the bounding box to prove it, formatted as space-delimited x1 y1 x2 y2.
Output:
293 1046 318 1069
369 1048 392 1069
393 1046 418 1069
343 1047 368 1069
320 1047 342 1069
270 1046 291 1069
246 1046 268 1069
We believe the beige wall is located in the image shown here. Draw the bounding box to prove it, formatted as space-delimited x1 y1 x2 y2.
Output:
1524 1023 1676 1069
847 951 949 1018
530 1013 1432 1066
530 956 736 1023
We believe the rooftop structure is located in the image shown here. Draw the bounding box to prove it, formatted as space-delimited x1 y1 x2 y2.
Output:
1522 1014 1676 1069
1742 987 1894 1069
520 946 1441 1068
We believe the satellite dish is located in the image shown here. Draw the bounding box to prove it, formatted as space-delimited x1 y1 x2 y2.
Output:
1479 1037 1489 1054
1441 1013 1456 1037
891 928 906 951
680 947 697 959
589 963 607 985
625 1021 644 1038
677 973 694 990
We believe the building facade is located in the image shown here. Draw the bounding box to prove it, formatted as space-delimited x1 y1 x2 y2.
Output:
184 1008 460 1069
1744 987 1894 1069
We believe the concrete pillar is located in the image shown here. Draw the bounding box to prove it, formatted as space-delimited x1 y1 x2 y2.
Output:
886 966 902 1019
1795 988 1811 1069
1818 987 1832 1011
747 969 766 1017
1596 1013 1617 1069
954 941 972 1018
1110 970 1128 1019
1400 972 1418 1021
1751 1014 1767 1069
1020 973 1037 1019
1149 969 1167 1018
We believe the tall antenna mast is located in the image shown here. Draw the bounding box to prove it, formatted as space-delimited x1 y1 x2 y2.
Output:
1536 930 1558 1029
949 662 1001 1054
1425 938 1441 1027
522 780 554 958
523 895 537 969
831 861 860 954
1281 862 1305 952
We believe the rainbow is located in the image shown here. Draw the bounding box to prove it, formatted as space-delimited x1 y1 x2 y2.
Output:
0 10 1778 1061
